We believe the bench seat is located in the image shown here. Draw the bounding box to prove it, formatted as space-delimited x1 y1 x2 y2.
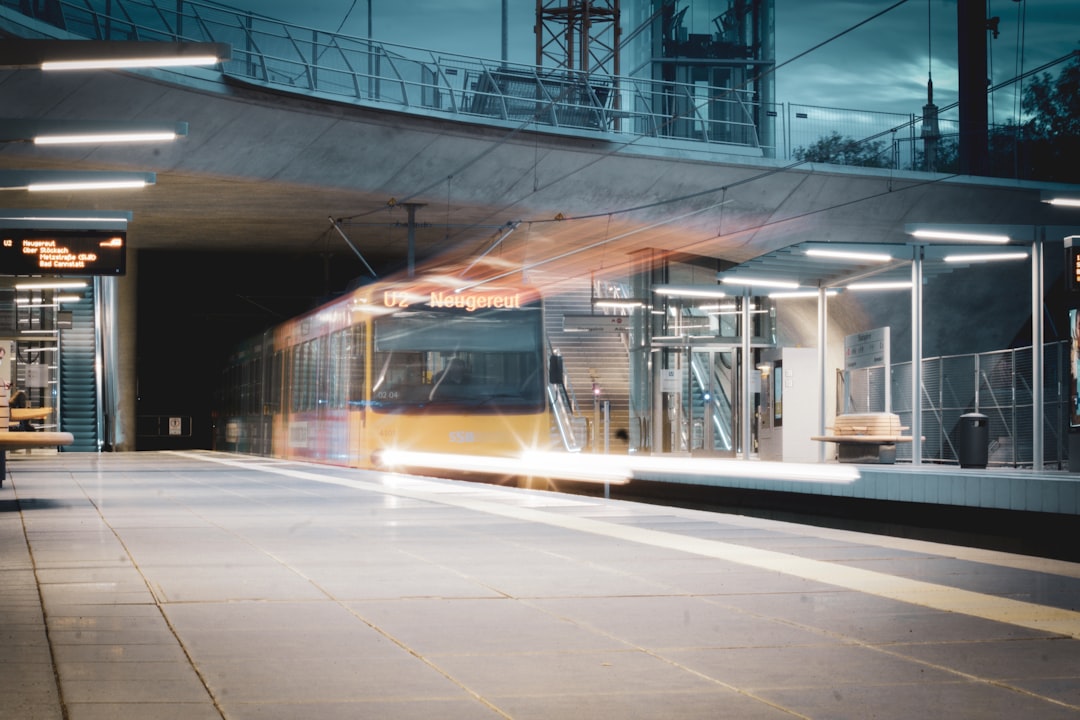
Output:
0 431 75 485
10 408 54 422
811 412 914 464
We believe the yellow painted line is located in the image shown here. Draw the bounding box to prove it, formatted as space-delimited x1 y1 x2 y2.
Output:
181 452 1080 640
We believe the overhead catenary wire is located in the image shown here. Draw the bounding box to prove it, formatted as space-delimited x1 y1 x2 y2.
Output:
454 199 733 292
523 43 1078 228
1013 0 1027 122
335 2 1068 275
339 0 916 229
494 168 966 297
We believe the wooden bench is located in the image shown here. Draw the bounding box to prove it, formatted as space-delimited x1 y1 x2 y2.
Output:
11 407 54 423
0 402 74 486
811 412 914 464
0 432 75 485
9 407 54 431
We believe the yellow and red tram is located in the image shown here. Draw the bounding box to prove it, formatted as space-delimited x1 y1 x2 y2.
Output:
216 269 554 468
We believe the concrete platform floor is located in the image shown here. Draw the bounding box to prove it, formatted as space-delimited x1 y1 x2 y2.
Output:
3 450 1080 719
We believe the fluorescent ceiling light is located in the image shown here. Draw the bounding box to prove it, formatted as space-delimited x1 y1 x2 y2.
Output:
722 277 800 289
593 300 643 309
0 214 127 223
770 290 840 299
0 209 131 231
806 248 892 262
28 179 148 192
1 119 189 145
653 284 727 299
0 171 155 192
43 55 220 71
909 229 1010 243
944 252 1029 263
35 130 177 145
15 280 88 290
0 40 231 71
845 281 913 291
1041 191 1080 207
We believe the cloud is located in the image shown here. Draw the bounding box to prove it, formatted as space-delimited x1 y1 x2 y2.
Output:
775 0 1079 117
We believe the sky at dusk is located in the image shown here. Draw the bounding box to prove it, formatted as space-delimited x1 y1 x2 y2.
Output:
225 0 1078 122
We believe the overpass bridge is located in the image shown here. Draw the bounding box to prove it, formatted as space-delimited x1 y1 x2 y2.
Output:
0 1 1077 462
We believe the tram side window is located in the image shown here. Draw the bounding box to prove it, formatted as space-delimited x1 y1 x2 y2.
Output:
237 361 246 416
224 365 239 416
291 341 320 413
372 351 425 403
328 331 343 409
347 324 366 406
316 335 329 410
267 351 282 413
290 344 302 412
237 364 247 416
292 337 327 412
246 357 262 416
326 330 347 408
233 363 246 416
241 359 250 416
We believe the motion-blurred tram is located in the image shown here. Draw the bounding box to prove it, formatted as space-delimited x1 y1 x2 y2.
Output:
215 267 557 468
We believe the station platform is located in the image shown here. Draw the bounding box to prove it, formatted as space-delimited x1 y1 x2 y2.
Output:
3 450 1080 719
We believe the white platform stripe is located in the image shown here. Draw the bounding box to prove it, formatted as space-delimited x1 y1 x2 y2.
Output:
181 453 1080 640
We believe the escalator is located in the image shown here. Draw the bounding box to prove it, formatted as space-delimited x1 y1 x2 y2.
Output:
58 288 98 451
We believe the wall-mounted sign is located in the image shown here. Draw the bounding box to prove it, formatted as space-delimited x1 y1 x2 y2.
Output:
563 314 629 332
0 230 126 276
660 368 682 392
844 327 890 370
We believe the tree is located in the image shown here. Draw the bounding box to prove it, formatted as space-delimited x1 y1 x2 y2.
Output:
914 135 960 174
1014 49 1080 183
799 52 1079 182
792 131 890 168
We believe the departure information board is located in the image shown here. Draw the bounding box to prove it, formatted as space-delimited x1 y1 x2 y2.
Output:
0 230 126 276
1069 244 1080 293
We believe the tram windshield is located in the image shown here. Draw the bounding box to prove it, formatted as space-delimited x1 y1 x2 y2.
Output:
372 307 544 410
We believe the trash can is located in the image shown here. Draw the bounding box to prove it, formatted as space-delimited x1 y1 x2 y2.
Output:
957 412 989 469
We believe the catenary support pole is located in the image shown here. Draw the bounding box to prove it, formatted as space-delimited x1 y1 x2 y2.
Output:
818 285 827 462
911 245 924 465
1032 229 1044 470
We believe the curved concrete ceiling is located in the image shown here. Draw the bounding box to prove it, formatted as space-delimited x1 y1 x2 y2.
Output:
1 62 1077 289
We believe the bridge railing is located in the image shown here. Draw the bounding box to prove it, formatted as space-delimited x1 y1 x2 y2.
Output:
3 0 764 152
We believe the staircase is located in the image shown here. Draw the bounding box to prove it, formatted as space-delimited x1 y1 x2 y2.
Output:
540 274 632 453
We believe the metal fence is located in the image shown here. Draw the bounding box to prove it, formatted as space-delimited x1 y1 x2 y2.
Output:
2 1 1031 173
842 342 1069 468
4 0 762 151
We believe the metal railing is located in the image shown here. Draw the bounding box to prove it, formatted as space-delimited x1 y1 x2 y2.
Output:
841 341 1069 468
10 0 1049 177
3 0 763 152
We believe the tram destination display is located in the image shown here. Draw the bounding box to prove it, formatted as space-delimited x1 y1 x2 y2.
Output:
0 230 126 276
